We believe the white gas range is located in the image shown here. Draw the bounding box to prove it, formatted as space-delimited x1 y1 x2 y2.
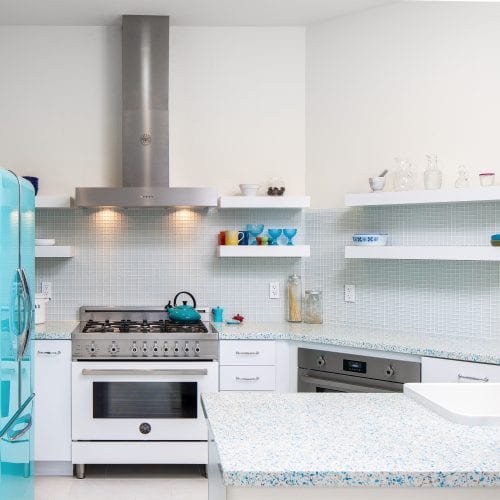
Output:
71 306 219 479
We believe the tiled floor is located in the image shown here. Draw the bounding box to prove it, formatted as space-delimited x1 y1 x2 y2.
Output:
35 465 208 500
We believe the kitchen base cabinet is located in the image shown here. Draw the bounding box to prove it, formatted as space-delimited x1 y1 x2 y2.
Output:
422 357 500 383
34 340 72 476
219 341 278 392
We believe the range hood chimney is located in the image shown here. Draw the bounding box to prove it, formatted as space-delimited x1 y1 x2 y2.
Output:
75 15 217 208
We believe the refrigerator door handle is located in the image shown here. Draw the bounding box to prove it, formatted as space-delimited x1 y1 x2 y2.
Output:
17 268 32 361
0 393 35 441
3 413 32 442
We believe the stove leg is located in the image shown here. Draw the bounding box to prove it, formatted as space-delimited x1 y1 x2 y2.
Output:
75 464 86 479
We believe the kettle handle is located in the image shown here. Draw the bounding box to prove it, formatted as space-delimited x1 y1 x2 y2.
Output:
173 291 197 309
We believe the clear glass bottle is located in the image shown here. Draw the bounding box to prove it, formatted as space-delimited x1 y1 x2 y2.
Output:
424 154 442 190
393 157 416 191
455 165 470 188
304 290 323 324
287 274 302 322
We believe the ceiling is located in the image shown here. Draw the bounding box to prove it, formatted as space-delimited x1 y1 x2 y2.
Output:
0 0 397 26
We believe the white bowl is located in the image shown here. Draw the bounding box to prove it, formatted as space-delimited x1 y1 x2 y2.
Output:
369 177 386 192
239 184 260 196
35 239 55 246
352 234 388 246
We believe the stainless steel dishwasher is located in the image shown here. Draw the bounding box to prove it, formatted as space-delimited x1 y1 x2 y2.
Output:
297 348 421 393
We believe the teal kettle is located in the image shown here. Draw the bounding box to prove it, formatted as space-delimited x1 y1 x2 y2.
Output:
166 291 201 323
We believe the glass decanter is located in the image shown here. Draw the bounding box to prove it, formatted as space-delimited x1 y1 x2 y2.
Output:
424 154 443 190
393 157 416 191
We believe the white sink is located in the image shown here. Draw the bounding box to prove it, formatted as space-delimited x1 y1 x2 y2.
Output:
404 383 500 426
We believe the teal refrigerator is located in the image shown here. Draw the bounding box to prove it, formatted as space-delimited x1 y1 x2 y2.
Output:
0 168 35 500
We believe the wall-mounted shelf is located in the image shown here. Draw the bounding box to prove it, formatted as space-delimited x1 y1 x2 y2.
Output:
345 245 500 261
345 187 500 207
35 246 74 258
218 245 310 258
35 196 73 208
218 196 310 209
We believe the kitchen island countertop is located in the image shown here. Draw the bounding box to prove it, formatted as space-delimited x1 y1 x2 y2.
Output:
202 391 500 489
214 322 500 365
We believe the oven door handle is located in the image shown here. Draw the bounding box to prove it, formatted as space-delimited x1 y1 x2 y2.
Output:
81 368 208 376
299 374 392 393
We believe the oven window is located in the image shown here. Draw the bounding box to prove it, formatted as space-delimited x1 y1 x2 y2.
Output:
93 382 197 419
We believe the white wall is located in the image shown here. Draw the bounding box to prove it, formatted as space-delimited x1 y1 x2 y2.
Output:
0 26 305 196
0 26 122 194
306 1 500 207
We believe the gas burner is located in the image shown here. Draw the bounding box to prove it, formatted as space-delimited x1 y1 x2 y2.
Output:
82 318 208 334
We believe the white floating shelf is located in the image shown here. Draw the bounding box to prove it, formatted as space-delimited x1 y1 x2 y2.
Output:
35 246 74 258
35 196 73 208
345 245 500 261
218 196 310 209
345 187 500 207
218 245 310 258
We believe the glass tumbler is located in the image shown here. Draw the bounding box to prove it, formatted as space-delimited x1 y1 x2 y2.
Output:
304 290 323 324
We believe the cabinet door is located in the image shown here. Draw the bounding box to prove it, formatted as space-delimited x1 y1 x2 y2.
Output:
220 366 276 391
34 341 71 461
219 341 276 366
421 357 500 383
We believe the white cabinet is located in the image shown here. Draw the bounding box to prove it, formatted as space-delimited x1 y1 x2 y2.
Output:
219 341 277 392
34 340 72 475
220 366 276 391
422 357 500 383
220 340 276 366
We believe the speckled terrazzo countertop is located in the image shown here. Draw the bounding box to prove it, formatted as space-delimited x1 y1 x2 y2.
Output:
214 322 500 365
34 320 78 340
202 392 500 488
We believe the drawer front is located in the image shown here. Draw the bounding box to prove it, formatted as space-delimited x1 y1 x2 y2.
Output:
422 357 500 383
220 341 276 366
220 365 276 391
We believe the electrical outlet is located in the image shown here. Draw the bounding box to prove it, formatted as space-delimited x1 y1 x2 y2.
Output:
344 284 355 303
41 282 52 299
269 282 280 299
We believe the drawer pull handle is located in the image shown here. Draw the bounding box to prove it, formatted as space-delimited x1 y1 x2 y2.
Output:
236 376 260 382
37 350 61 356
458 373 489 382
235 351 260 356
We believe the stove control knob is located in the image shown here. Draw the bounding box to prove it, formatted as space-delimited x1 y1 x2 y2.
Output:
174 342 180 354
184 343 190 354
109 343 118 354
131 342 138 354
142 342 148 353
163 343 169 354
89 343 96 354
385 366 395 377
317 356 326 367
195 343 201 354
152 342 160 354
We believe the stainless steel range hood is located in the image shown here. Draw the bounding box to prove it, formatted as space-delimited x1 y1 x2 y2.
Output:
75 15 217 208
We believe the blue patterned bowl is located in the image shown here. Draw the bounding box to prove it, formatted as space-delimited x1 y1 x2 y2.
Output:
352 234 388 246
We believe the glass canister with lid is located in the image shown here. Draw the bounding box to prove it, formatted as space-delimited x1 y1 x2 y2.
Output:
287 274 302 322
303 290 323 324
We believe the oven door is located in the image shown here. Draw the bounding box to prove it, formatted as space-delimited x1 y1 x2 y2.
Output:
297 368 401 393
72 361 218 441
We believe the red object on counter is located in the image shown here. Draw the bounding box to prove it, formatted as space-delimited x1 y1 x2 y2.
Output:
233 314 244 322
219 231 226 245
